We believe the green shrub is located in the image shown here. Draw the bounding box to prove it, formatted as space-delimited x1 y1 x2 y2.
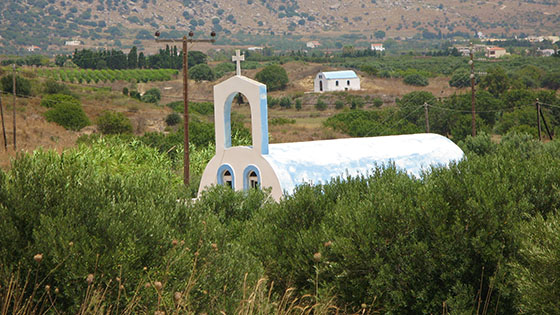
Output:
40 94 80 108
96 111 133 134
458 132 495 156
269 117 296 126
189 64 215 82
279 96 291 108
214 62 235 78
541 71 560 90
255 64 289 91
372 97 383 107
403 73 429 86
315 98 327 110
267 96 279 108
350 97 364 109
43 79 71 95
449 68 472 88
141 88 161 103
295 98 302 110
165 112 182 126
45 102 90 131
334 99 345 109
1 74 32 96
122 87 129 95
510 212 560 314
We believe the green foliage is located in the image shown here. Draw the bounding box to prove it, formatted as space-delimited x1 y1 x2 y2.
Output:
40 94 79 108
0 138 263 313
295 98 302 110
96 111 133 134
480 66 510 96
403 73 428 86
255 64 289 91
165 112 182 126
360 63 378 76
141 88 161 103
1 74 31 96
214 61 235 78
269 117 295 126
279 96 291 108
189 64 215 82
44 102 90 131
372 97 383 107
315 98 327 110
541 71 560 90
510 212 560 314
334 99 344 109
122 87 129 95
449 68 472 88
458 132 495 156
43 79 71 95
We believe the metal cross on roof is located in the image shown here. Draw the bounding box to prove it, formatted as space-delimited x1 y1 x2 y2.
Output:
232 49 244 76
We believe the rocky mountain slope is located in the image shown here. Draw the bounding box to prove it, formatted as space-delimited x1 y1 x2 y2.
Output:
0 0 559 53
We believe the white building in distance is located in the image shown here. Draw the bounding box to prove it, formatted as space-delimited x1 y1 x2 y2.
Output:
371 43 385 51
65 40 81 46
314 70 360 92
197 51 464 201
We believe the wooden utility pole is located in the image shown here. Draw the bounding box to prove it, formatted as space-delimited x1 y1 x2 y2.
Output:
155 31 216 187
536 99 542 141
424 102 430 133
12 64 16 150
0 93 6 151
469 43 476 137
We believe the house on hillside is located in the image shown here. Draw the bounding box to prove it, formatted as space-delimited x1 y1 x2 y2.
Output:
65 40 81 46
486 47 507 58
197 51 464 201
26 45 41 52
306 41 321 49
314 70 360 92
370 43 385 51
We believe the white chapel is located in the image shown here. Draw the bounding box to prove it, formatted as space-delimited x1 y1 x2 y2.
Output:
198 51 464 201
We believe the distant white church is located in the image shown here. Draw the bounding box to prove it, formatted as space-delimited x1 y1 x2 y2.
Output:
198 51 464 201
314 70 360 92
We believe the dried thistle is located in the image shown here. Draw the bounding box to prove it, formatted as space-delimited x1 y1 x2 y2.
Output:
313 252 322 262
86 274 94 285
33 253 43 263
324 241 332 247
154 281 163 291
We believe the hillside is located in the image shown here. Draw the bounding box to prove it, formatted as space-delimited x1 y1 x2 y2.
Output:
0 0 559 54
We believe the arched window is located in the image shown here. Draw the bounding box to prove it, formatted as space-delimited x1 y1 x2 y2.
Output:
217 164 235 189
243 165 261 190
347 80 350 86
335 80 339 86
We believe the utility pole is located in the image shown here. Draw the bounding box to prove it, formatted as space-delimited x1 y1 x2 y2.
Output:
536 98 542 141
12 64 16 150
0 92 6 151
424 102 430 133
155 31 216 187
469 43 476 137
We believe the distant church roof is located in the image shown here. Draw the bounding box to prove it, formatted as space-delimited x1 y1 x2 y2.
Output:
321 70 358 80
263 133 463 194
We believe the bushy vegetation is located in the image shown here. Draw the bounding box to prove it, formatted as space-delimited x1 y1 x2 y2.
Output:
403 73 429 86
141 88 161 104
40 94 80 108
0 74 31 96
2 134 560 313
189 64 215 82
44 101 90 131
96 111 133 134
37 68 178 84
255 64 288 91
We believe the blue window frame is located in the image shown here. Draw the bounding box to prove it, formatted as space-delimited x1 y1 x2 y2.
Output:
243 165 261 190
217 164 235 189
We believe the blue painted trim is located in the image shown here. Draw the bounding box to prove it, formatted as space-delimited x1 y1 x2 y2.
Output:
224 93 236 149
217 164 235 189
243 165 261 191
259 85 269 154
